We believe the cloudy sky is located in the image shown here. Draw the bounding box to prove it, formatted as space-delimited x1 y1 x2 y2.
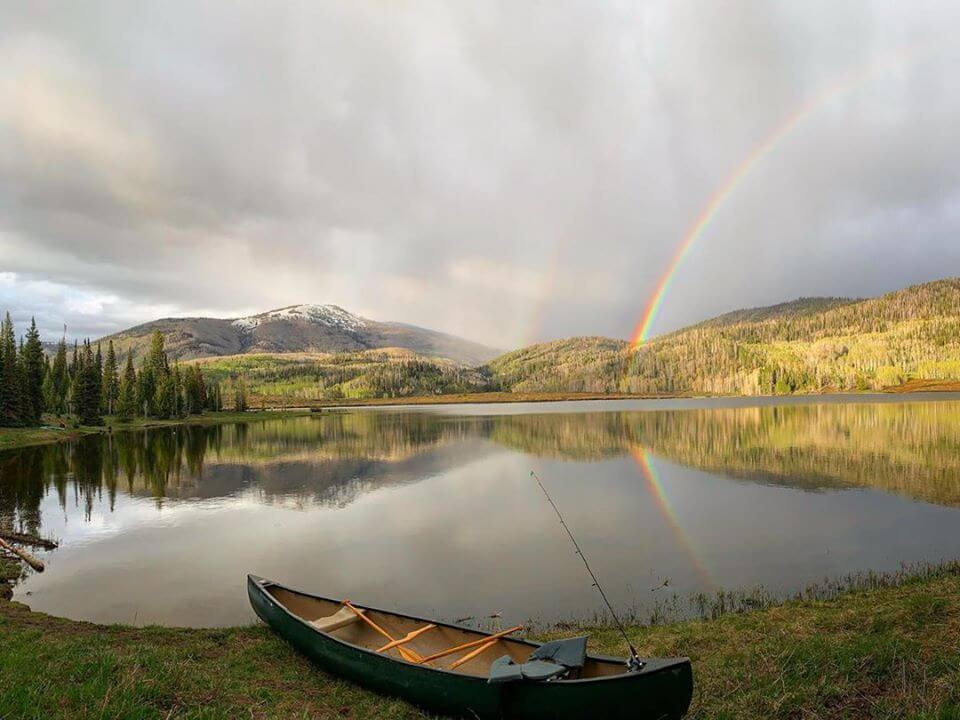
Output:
2 1 960 348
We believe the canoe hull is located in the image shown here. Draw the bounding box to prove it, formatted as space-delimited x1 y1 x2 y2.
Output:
248 575 693 719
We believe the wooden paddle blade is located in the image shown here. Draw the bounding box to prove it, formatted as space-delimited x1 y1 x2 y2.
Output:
377 624 437 653
449 638 500 670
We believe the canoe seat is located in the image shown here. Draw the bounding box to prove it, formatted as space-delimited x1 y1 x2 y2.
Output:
311 606 365 633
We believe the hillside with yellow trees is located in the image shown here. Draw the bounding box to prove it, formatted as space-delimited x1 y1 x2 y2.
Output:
488 278 960 396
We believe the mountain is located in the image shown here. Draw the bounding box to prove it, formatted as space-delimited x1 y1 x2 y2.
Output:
684 296 857 331
100 304 500 366
486 337 628 393
487 278 960 396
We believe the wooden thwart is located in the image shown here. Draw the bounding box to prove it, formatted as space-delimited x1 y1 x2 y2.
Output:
376 623 437 653
415 625 523 666
342 601 423 663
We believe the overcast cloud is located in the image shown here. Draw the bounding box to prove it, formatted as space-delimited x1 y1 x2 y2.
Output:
2 1 960 347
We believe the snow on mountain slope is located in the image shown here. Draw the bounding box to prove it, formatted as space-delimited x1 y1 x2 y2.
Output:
99 304 500 366
232 305 367 332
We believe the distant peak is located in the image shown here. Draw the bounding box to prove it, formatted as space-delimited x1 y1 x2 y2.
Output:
232 304 366 332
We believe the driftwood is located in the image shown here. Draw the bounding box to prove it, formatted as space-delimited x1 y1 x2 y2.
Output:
0 531 58 550
0 537 44 572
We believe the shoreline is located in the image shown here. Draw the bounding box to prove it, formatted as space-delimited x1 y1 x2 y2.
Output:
2 560 959 718
257 380 960 411
0 409 312 453
3 380 960 453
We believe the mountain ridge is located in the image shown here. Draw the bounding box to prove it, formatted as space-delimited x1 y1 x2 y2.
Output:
488 278 960 396
98 304 500 366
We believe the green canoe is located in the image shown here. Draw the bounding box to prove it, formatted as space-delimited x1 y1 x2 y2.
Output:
248 575 693 719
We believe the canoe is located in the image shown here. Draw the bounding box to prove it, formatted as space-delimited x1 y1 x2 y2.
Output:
248 575 693 719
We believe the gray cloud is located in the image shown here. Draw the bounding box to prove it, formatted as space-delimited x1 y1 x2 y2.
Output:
2 0 960 346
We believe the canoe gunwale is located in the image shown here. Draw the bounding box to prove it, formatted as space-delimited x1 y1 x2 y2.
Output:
247 574 689 685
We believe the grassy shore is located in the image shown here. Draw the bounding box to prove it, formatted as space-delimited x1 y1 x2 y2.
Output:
1 566 959 719
0 410 312 453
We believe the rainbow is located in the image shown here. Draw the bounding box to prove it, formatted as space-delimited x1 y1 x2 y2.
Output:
630 51 911 349
629 446 715 589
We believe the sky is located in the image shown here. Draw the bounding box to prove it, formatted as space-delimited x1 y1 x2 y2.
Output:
2 1 960 349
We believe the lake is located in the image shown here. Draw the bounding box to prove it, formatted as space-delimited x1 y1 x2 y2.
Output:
3 394 960 628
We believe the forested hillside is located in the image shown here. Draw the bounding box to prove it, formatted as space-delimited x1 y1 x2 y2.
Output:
194 349 493 404
488 278 960 396
486 337 628 394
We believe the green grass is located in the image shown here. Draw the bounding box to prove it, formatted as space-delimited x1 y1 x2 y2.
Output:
2 567 960 719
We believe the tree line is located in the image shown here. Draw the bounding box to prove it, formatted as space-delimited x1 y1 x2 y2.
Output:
0 315 227 428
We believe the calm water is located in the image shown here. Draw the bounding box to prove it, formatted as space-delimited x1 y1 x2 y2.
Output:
3 394 960 628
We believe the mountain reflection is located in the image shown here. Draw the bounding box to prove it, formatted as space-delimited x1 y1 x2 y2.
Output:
3 400 960 536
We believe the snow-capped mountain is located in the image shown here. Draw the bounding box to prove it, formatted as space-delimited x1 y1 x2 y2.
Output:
100 304 499 366
231 305 367 333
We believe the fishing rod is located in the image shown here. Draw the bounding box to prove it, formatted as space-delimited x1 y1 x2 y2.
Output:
530 470 644 670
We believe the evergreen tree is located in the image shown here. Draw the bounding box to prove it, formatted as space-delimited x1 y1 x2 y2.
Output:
75 341 103 426
196 366 207 410
183 365 207 415
234 376 249 412
147 331 168 377
172 361 184 418
205 382 222 412
46 339 69 414
118 353 138 420
21 317 45 425
70 341 78 376
68 340 79 415
102 340 120 415
139 330 170 417
153 372 175 419
0 312 23 426
93 342 103 411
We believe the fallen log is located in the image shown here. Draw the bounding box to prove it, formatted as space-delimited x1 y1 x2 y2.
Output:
0 531 58 550
0 537 44 572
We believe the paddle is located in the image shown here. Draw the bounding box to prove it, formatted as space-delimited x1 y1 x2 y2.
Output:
376 624 437 653
415 625 523 666
342 600 424 663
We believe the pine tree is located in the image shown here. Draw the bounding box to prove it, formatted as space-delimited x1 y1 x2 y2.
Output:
21 317 45 425
196 366 207 411
75 341 103 426
68 340 79 415
234 376 248 412
94 342 103 412
47 338 69 414
139 330 170 417
0 312 23 426
153 372 175 419
118 353 138 420
102 340 120 415
147 331 168 377
206 382 222 412
172 361 184 418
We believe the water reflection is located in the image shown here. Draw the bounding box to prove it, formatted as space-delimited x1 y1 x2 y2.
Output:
2 399 960 627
